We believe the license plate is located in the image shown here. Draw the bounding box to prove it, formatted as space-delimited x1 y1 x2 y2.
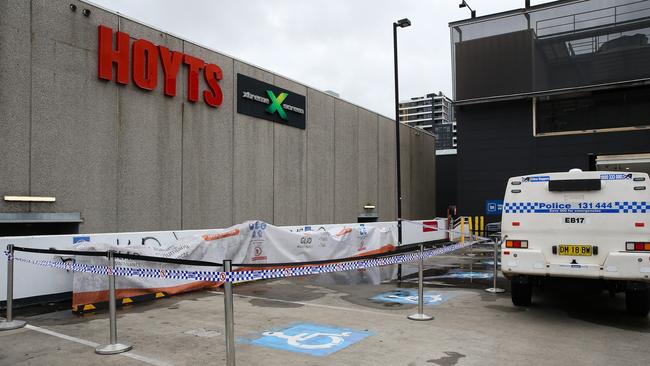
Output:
558 245 592 256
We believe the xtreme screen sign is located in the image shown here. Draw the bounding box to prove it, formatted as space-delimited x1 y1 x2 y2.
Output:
237 74 306 129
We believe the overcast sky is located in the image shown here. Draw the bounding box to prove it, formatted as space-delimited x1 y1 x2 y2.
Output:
87 0 554 117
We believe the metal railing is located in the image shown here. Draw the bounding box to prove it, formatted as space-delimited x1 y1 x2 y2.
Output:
536 0 650 37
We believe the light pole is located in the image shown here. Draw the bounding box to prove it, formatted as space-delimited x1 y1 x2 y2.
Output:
459 1 476 18
393 18 410 282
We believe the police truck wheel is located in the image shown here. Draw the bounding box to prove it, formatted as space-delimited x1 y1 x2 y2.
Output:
511 277 532 306
625 288 650 317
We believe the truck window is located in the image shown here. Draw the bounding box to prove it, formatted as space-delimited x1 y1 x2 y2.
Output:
548 179 601 192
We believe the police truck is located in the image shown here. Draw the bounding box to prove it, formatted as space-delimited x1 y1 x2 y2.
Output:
501 169 650 316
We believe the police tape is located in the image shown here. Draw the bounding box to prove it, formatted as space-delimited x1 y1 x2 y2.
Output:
5 241 476 283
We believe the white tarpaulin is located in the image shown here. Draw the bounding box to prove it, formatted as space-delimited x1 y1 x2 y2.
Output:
0 219 448 305
71 221 398 306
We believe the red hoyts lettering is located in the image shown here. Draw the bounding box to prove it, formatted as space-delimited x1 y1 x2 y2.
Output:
203 64 223 107
183 54 205 103
97 25 223 108
132 39 158 90
158 46 183 97
98 25 129 84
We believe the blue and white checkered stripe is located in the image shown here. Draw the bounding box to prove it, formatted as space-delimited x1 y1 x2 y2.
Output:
615 201 649 213
230 241 471 282
5 241 474 282
504 201 649 213
11 256 113 275
503 202 537 213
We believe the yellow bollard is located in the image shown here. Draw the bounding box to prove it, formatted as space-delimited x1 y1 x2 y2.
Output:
472 216 476 237
460 217 465 243
469 216 473 233
480 216 485 237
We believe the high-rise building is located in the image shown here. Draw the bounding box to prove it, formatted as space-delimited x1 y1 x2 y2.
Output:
398 92 456 151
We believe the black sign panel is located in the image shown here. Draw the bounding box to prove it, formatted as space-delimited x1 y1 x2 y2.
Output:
236 73 306 129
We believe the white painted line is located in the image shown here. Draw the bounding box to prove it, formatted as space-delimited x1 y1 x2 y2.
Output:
25 324 99 347
25 324 174 366
208 291 406 318
122 351 176 366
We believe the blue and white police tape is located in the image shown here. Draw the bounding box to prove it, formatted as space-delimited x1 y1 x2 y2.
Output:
5 241 475 282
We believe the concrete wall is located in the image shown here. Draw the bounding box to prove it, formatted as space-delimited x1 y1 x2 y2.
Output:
0 0 437 234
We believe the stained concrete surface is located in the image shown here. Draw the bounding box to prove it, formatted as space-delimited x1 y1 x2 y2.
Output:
2 254 650 366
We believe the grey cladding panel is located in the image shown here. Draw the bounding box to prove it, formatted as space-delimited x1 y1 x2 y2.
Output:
233 61 274 224
116 19 183 232
182 42 235 230
32 0 118 52
334 100 359 223
29 2 120 233
358 110 378 211
399 124 411 220
273 76 307 226
377 117 397 221
0 0 31 213
306 90 335 224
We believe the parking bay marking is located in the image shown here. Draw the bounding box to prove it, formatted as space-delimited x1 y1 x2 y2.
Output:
371 289 454 306
23 324 174 366
247 323 372 357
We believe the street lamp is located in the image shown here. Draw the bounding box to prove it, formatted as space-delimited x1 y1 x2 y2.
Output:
459 0 476 18
393 18 410 282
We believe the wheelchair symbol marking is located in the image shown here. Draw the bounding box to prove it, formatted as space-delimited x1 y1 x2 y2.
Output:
262 330 351 349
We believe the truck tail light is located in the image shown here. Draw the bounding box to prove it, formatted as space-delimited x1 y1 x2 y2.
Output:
626 242 650 251
506 240 528 249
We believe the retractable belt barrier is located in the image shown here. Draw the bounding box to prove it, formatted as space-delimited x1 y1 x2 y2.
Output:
5 241 473 283
2 220 487 363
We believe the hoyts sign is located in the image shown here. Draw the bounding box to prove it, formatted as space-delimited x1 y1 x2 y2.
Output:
97 25 223 107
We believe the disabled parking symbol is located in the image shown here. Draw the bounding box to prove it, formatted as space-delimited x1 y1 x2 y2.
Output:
249 323 372 356
371 289 453 306
429 269 492 280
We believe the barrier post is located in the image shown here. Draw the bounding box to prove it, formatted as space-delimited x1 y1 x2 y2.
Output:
95 250 132 355
485 236 506 294
468 217 474 241
223 260 236 366
408 244 433 321
469 218 475 283
0 244 26 331
460 217 465 243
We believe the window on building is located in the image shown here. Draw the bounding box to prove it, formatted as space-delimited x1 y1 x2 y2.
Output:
535 85 650 135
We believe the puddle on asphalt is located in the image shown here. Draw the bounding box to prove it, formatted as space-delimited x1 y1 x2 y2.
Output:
427 351 467 366
239 246 501 311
